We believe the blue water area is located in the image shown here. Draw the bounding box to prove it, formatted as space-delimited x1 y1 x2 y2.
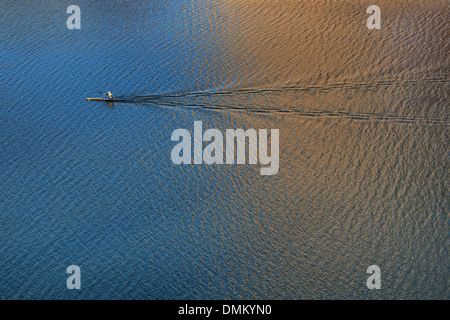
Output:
0 0 448 299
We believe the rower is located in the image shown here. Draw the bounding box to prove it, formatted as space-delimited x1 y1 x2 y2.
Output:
107 91 114 99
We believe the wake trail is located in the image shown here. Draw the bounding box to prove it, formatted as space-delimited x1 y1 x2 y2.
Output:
114 77 449 125
125 76 448 100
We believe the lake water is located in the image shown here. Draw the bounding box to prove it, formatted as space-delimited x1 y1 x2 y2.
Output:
0 0 448 299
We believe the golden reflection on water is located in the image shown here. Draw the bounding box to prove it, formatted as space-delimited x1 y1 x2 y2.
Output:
115 2 447 298
212 0 448 88
145 0 449 298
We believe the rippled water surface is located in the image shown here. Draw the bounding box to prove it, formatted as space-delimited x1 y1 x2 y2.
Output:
0 0 448 299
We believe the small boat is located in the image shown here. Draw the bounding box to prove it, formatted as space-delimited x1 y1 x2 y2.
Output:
86 97 125 102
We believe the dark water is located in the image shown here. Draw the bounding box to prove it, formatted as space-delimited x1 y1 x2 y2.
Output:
0 0 448 299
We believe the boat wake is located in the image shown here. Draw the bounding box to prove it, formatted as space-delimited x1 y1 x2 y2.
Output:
113 77 449 125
